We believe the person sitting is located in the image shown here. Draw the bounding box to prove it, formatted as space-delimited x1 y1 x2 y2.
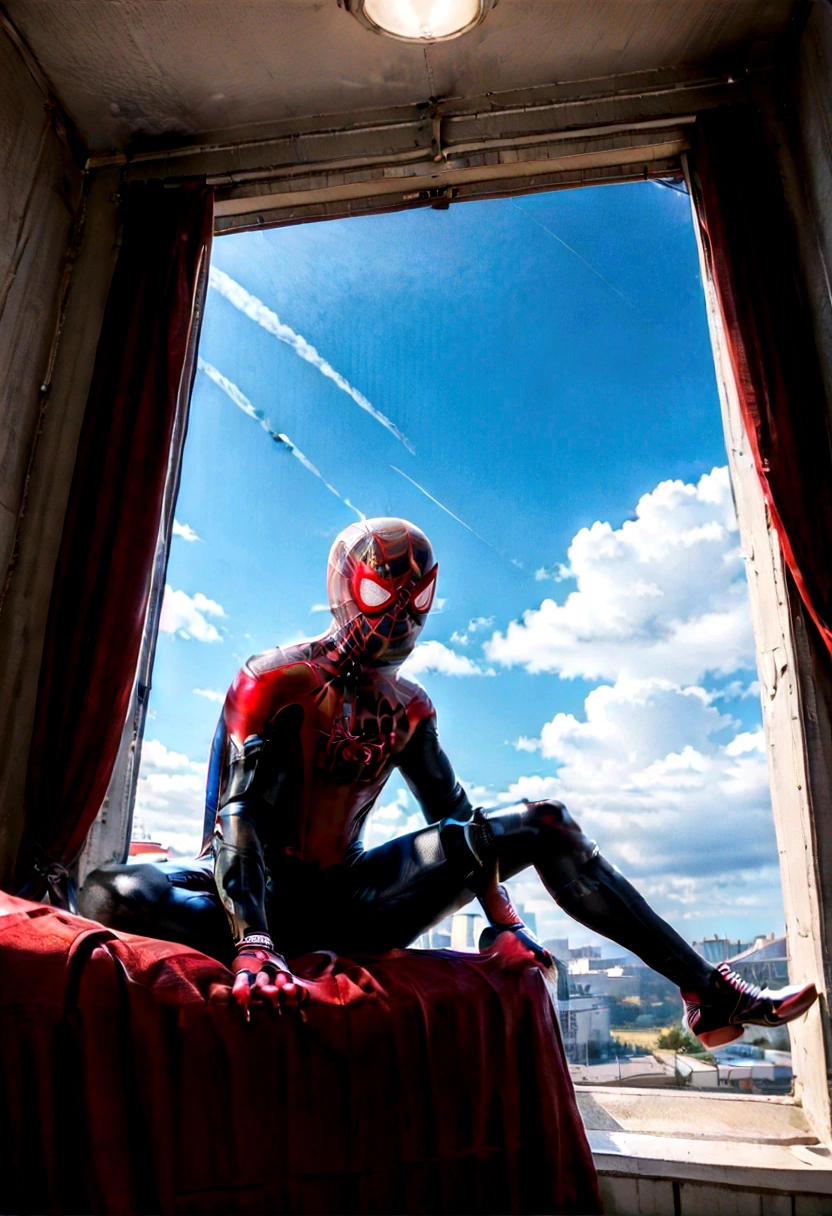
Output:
80 518 817 1045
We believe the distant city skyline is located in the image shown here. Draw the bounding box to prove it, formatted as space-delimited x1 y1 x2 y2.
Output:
134 181 784 950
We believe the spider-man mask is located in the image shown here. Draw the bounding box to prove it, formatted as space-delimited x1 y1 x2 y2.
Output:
327 518 438 665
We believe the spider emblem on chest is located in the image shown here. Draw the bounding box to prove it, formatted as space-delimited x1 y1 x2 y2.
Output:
318 685 410 784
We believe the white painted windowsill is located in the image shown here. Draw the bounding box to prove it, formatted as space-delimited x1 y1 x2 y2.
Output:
590 1129 832 1193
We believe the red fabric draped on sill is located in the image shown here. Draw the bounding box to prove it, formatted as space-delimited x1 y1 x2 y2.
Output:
18 183 214 897
0 893 600 1215
691 106 832 661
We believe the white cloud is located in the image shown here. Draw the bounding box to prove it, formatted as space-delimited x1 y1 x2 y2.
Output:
469 615 495 631
362 787 424 850
172 519 200 542
159 585 226 643
474 466 783 937
451 615 495 645
310 603 331 614
193 688 225 704
725 729 765 757
534 563 571 582
514 736 541 754
533 678 731 771
499 676 779 933
134 739 205 857
485 467 754 685
401 640 495 678
140 738 203 774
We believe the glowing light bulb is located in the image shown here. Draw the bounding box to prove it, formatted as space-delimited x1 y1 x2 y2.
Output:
351 0 491 42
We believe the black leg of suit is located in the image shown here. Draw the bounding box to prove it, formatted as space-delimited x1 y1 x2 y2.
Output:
78 862 234 962
81 798 713 991
469 800 713 990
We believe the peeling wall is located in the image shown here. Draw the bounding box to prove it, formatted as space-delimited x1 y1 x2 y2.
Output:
0 22 83 589
0 23 120 886
0 21 83 880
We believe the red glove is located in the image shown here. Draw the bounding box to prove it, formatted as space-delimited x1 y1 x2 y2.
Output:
480 922 553 969
478 876 551 966
231 933 309 1019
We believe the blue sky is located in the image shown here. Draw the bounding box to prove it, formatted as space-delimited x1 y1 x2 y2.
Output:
136 181 784 950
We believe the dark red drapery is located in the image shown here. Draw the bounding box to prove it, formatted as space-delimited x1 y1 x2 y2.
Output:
19 182 214 898
0 893 601 1215
690 105 832 660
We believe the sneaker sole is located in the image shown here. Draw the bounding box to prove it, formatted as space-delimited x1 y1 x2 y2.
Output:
695 982 818 1049
697 1024 744 1049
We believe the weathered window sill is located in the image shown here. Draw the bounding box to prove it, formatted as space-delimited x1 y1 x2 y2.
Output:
581 1087 832 1214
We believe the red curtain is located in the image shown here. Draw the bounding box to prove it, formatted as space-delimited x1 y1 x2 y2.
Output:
18 182 214 900
690 106 832 660
0 893 601 1215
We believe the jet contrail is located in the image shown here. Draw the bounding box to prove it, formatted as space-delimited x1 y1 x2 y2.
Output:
511 200 632 308
276 432 366 521
198 359 365 520
209 267 415 453
198 358 279 438
390 465 494 549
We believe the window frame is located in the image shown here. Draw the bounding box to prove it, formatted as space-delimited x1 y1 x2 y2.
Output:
686 151 831 1140
81 114 832 1147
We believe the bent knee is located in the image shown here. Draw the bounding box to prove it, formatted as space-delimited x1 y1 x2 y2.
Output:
524 798 595 854
79 863 170 924
525 798 575 830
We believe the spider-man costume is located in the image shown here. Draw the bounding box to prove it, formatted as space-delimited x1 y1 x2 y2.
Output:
81 518 817 1043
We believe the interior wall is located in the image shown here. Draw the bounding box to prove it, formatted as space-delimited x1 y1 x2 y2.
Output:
0 164 122 889
0 22 123 888
0 20 83 592
0 20 84 882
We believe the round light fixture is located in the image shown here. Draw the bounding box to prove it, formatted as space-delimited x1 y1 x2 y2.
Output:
341 0 499 42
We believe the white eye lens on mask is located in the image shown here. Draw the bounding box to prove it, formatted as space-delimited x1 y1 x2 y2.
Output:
358 577 393 609
412 582 435 612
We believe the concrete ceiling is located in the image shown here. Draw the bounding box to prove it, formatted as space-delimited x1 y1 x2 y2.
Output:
8 0 798 154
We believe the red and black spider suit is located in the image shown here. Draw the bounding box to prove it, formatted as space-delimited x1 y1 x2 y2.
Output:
81 519 816 1043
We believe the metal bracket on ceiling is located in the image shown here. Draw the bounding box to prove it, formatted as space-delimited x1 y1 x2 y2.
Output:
400 185 458 210
420 97 445 162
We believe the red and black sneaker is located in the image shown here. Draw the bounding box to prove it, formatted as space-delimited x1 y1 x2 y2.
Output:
683 962 818 1049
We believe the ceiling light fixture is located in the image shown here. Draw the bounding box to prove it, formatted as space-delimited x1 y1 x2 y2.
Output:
340 0 498 43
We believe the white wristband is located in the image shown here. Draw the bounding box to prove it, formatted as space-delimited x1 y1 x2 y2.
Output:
238 932 275 951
